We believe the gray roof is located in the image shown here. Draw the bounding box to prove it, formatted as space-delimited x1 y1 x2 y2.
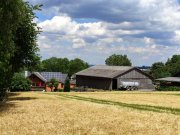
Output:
29 72 68 83
156 77 180 82
33 72 47 82
76 65 134 78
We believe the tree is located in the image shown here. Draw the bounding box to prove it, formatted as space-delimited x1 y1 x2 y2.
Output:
63 79 70 92
40 57 89 76
0 1 41 100
10 73 31 92
105 54 132 66
150 62 171 79
41 57 69 73
46 78 59 92
69 58 89 76
166 55 180 76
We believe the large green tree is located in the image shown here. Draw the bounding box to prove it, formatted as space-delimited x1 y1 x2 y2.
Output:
0 0 41 100
150 55 180 79
69 58 89 76
150 62 171 79
105 54 132 66
41 57 69 73
38 57 89 76
166 55 180 76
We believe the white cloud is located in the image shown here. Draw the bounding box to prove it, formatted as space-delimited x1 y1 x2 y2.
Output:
72 39 85 48
33 0 180 66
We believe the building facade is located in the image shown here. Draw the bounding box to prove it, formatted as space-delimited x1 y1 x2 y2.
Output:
76 65 154 90
27 72 75 91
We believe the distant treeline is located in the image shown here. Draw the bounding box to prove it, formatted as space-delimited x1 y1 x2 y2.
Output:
32 54 180 79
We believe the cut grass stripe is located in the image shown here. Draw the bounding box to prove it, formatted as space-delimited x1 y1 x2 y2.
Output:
58 94 180 115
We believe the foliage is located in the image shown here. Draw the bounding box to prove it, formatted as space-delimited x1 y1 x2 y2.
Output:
10 73 31 91
38 57 89 76
157 86 180 91
0 1 41 98
150 62 171 79
69 58 89 76
105 54 132 66
64 79 70 92
150 55 180 79
46 78 59 92
166 55 180 76
41 57 69 73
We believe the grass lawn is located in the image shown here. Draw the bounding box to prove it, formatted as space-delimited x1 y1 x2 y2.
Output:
0 91 180 135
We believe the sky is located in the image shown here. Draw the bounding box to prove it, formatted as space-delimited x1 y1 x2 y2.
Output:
27 0 180 66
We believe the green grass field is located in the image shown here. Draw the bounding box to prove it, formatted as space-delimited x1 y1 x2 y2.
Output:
0 91 180 135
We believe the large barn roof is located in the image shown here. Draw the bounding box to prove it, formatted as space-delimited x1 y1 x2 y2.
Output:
76 65 134 78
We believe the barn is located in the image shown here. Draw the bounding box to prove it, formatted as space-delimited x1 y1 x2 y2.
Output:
76 65 154 90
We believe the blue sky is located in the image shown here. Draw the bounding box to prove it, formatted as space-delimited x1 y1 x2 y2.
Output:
28 0 180 66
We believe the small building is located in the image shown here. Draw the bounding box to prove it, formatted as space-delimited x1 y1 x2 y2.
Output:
26 72 75 91
76 65 154 90
156 72 180 87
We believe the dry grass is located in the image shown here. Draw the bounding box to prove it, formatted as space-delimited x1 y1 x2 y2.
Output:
67 91 180 108
0 92 180 135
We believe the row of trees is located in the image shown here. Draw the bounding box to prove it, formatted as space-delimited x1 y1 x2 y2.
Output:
35 54 131 76
34 54 179 80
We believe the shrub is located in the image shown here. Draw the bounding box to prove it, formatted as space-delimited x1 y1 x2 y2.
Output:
157 86 180 91
58 89 64 92
64 79 70 92
10 73 31 92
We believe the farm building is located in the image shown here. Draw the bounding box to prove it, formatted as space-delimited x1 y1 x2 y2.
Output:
76 65 154 90
156 71 180 87
26 72 75 91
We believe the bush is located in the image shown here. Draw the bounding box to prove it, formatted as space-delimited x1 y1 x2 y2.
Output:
157 86 180 91
64 79 70 92
58 89 64 92
10 73 31 92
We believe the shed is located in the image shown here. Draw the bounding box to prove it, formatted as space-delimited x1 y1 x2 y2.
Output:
76 65 154 90
155 71 180 87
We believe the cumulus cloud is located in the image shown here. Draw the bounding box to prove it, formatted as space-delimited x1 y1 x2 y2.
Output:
27 0 180 66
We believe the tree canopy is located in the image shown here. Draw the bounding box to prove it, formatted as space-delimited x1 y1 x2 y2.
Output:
41 57 69 73
0 0 41 96
150 55 180 79
38 57 89 76
69 58 89 76
105 54 132 66
150 62 171 79
166 55 180 76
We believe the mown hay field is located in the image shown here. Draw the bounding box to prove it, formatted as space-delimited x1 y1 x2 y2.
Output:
0 91 180 135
